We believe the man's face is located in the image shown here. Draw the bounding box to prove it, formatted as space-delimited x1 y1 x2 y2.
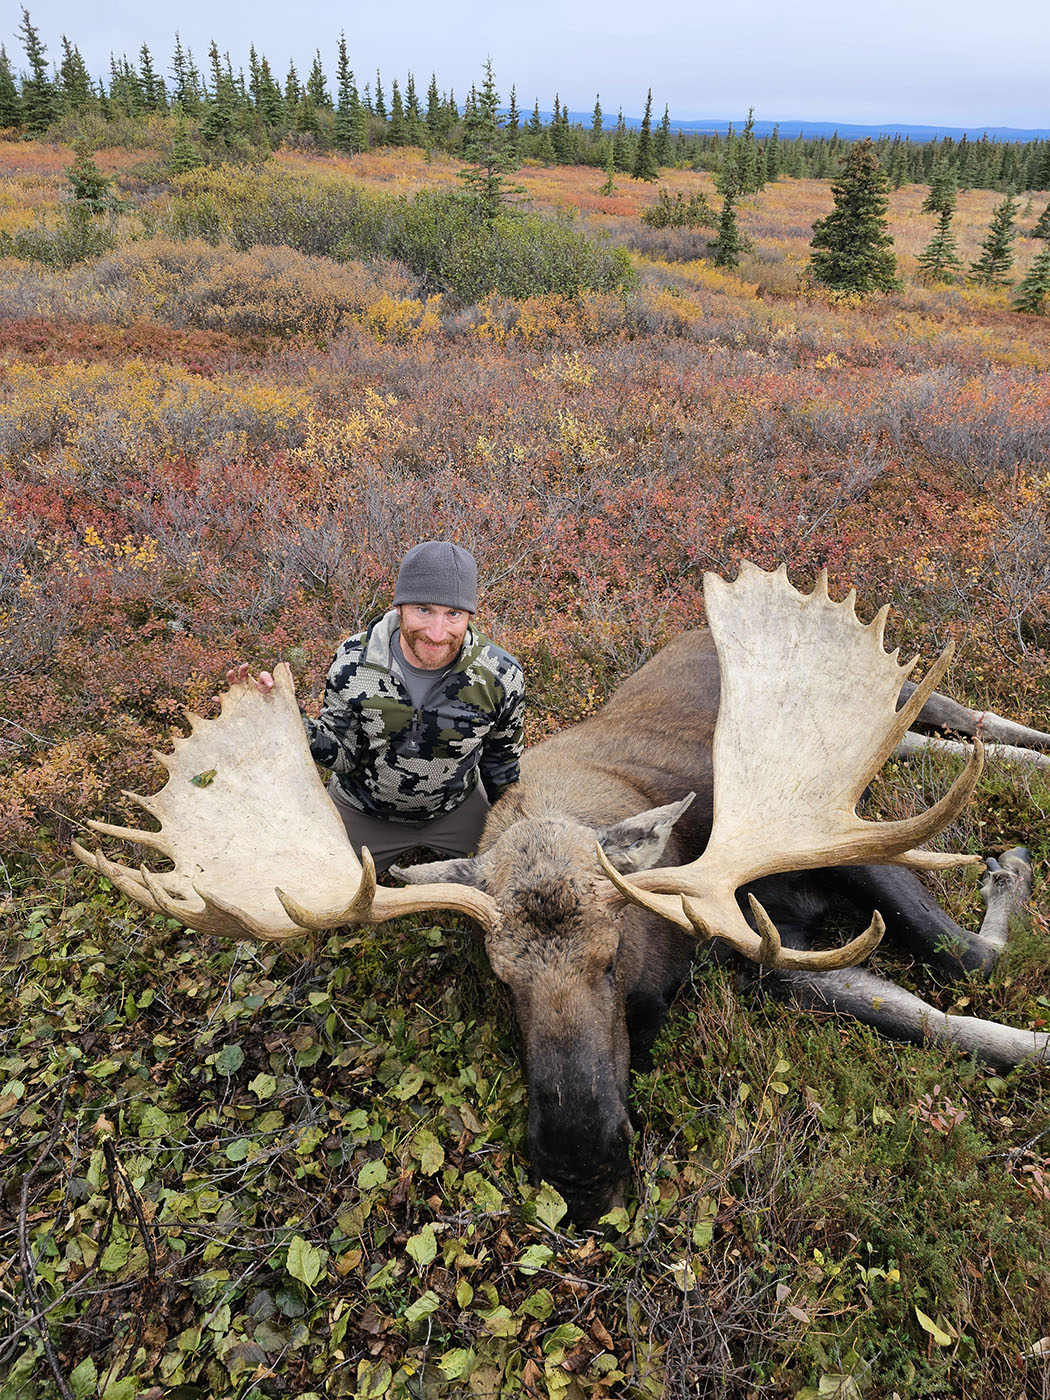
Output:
397 604 471 670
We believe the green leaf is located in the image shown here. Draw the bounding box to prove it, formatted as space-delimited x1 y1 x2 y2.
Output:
462 1170 503 1211
70 1358 98 1400
358 1158 388 1190
101 1379 141 1400
519 1288 555 1320
543 1323 585 1355
692 1219 714 1248
412 1126 445 1175
406 1224 437 1269
394 1068 426 1100
99 1235 131 1273
480 1304 517 1337
455 1278 473 1308
534 1183 568 1228
226 1137 252 1162
138 1105 172 1139
286 1235 326 1288
438 1348 477 1380
248 1072 277 1099
404 1289 440 1323
599 1205 630 1233
214 1043 244 1076
915 1306 953 1346
518 1243 553 1275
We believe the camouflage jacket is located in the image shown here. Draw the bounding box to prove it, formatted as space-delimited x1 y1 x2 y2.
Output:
304 611 525 822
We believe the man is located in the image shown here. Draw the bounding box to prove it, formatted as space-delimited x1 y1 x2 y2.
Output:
229 541 524 871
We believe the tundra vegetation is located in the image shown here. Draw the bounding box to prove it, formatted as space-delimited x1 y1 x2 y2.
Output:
2 79 1050 1400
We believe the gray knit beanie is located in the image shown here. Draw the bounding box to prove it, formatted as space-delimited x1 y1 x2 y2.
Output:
393 541 478 612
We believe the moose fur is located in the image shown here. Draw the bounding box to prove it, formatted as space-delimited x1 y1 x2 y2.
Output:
399 630 1043 1224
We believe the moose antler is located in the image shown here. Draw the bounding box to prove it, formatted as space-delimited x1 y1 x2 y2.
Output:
73 664 500 940
600 563 983 969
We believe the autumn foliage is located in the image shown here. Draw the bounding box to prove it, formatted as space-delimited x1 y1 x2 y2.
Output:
2 141 1050 1399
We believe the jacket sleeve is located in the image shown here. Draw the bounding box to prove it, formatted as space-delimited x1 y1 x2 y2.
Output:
302 648 363 777
479 662 525 803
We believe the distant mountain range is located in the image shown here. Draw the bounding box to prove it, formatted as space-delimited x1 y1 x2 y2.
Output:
563 112 1050 143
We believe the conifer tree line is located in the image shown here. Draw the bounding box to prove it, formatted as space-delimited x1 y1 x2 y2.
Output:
2 8 1048 192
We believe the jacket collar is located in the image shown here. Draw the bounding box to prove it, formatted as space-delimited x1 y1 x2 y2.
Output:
362 609 479 672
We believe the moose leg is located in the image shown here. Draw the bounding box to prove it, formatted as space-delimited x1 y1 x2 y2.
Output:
772 962 1050 1070
900 683 1050 751
818 849 1033 979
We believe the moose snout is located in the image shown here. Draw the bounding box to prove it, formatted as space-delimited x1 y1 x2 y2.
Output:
528 1094 634 1226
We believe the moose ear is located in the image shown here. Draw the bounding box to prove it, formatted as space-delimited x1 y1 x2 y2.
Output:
597 793 696 874
391 856 485 889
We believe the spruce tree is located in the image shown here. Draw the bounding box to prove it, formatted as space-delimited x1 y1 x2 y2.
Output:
306 51 331 109
549 94 570 163
504 85 519 156
169 115 204 172
59 37 93 111
970 193 1019 285
139 44 166 111
457 60 523 221
918 160 960 282
18 7 58 133
599 142 616 195
0 45 22 127
334 36 362 153
808 138 899 293
922 160 957 217
200 42 240 148
405 73 425 146
654 104 672 166
918 211 961 282
66 141 113 213
1030 202 1050 239
734 107 761 193
170 34 203 114
255 57 285 134
632 89 658 181
425 74 443 140
1012 243 1050 313
387 78 405 145
612 109 628 171
764 124 781 181
709 168 746 266
591 95 603 139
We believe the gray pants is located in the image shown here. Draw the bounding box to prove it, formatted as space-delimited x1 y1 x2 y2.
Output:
328 781 490 873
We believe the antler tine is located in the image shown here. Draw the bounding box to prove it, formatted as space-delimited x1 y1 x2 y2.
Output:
606 564 985 974
86 818 172 857
80 841 164 915
277 845 502 936
277 845 380 928
597 841 885 971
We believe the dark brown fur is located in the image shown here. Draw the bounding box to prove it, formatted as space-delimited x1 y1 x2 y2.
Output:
400 631 1040 1224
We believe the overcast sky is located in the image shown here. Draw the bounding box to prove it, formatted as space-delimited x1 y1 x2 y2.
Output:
10 0 1050 132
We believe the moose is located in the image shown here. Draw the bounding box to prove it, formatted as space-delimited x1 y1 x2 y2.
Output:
76 563 1050 1225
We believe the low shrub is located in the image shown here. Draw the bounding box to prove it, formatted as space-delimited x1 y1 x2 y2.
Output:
165 163 635 304
338 188 637 304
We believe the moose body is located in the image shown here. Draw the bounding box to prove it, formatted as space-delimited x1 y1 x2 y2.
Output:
76 565 1050 1227
400 625 1043 1223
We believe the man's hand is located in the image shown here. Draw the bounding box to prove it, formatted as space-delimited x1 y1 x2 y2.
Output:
224 663 277 695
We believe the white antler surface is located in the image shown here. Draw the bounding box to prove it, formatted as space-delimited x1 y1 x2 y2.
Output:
606 563 983 967
74 665 500 939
